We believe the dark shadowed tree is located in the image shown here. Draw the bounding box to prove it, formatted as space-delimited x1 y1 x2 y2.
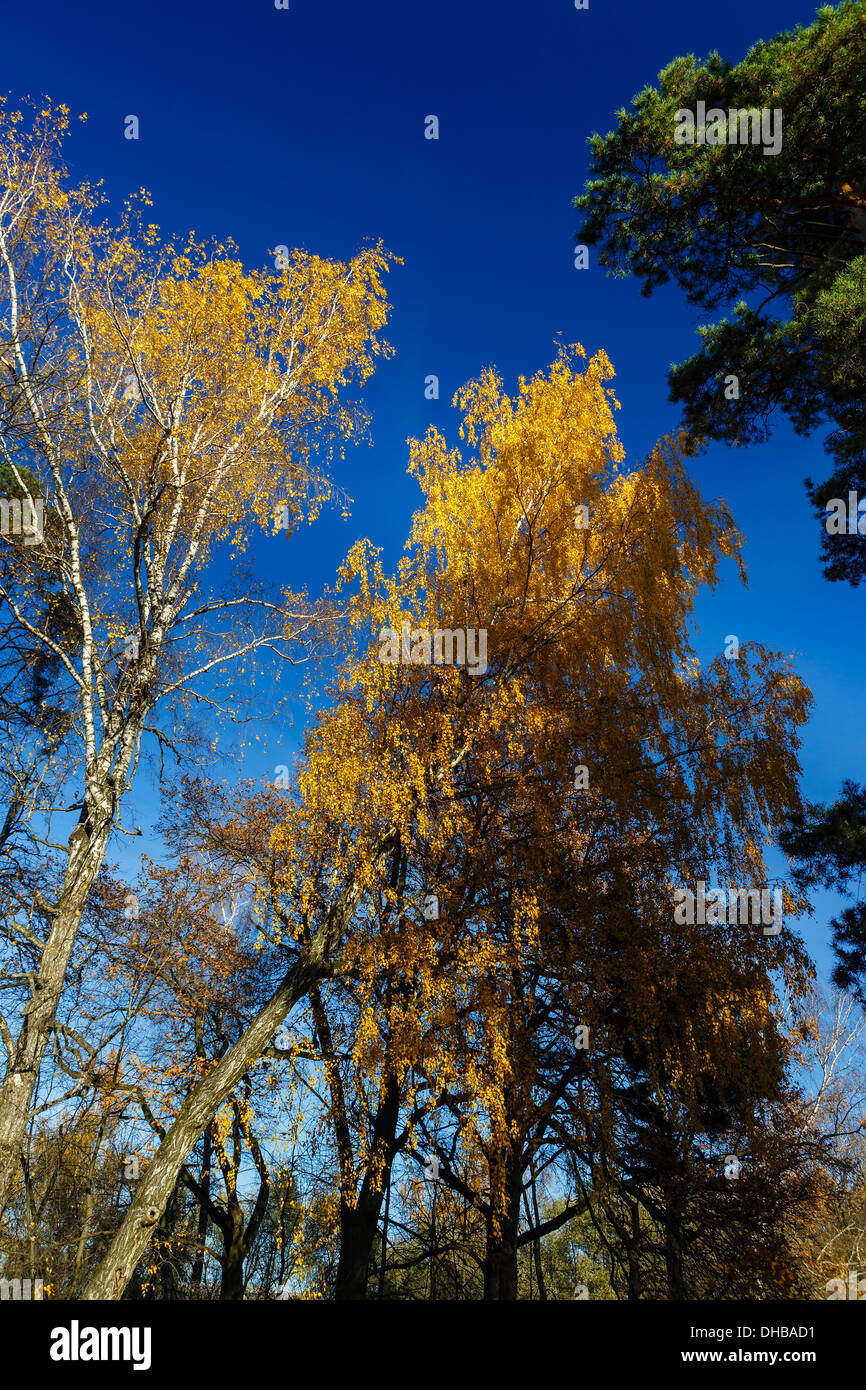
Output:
574 0 866 584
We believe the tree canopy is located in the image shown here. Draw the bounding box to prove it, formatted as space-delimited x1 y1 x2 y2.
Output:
574 0 866 584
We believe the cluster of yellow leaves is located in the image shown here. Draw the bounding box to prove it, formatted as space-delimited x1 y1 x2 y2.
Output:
248 344 817 1222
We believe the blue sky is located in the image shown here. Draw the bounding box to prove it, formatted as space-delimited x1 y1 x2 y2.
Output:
6 0 859 990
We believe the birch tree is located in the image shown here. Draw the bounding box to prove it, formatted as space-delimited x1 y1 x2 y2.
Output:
0 98 397 1210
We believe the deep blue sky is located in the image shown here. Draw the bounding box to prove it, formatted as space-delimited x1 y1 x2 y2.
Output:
6 0 859 988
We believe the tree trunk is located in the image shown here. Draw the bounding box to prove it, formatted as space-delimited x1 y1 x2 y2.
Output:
82 967 307 1298
333 1069 400 1301
189 1128 212 1297
219 1213 246 1301
482 1175 521 1300
334 1197 382 1300
664 1201 685 1299
0 807 116 1211
71 1116 107 1294
377 1178 390 1299
82 832 395 1300
625 1198 643 1299
483 1222 520 1300
524 1175 547 1300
